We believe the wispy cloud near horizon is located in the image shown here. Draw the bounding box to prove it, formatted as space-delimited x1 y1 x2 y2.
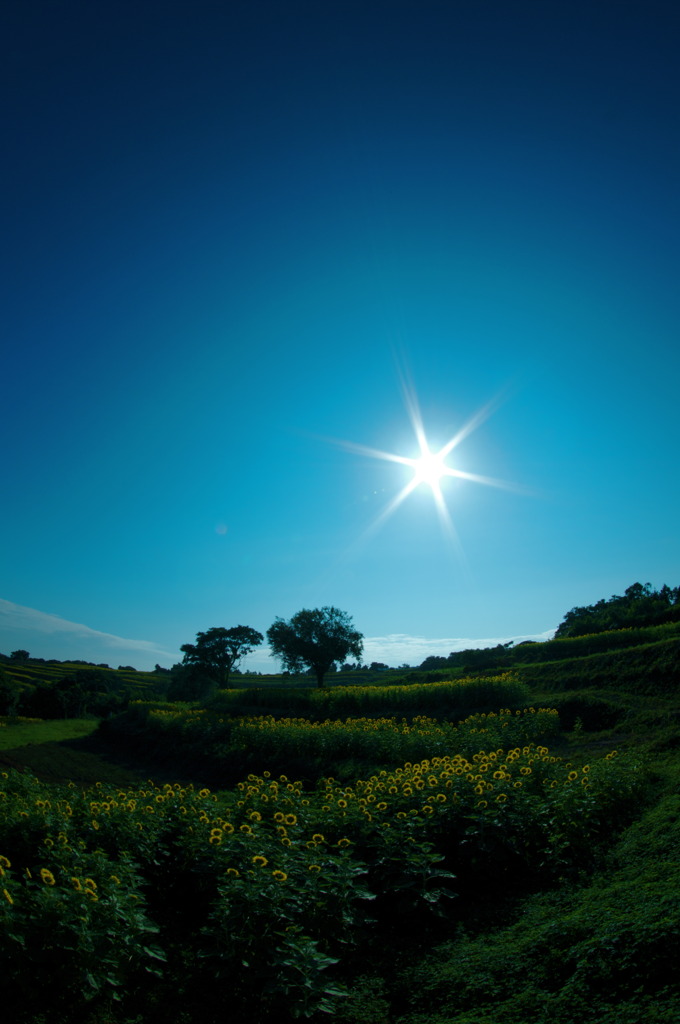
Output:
0 598 556 673
0 599 177 667
360 630 557 666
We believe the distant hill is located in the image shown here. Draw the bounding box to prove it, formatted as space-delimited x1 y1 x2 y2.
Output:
0 658 168 716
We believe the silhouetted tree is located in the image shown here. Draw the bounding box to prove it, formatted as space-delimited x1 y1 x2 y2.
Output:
420 655 448 671
167 664 217 702
10 650 29 663
180 625 263 689
266 607 363 688
23 670 125 719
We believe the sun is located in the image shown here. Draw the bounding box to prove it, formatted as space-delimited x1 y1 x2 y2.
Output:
408 445 457 492
319 369 525 547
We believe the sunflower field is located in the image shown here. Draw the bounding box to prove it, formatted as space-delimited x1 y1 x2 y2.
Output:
0 714 645 1024
101 689 560 783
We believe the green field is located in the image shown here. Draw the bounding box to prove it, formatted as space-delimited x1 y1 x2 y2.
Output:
1 625 679 1024
0 717 98 750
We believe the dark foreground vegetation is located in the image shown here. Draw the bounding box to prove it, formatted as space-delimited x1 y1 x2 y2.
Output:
1 603 679 1023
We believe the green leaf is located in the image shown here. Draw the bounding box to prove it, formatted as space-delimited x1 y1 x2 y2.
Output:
142 944 166 961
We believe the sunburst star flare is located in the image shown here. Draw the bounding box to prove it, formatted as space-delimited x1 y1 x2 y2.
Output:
320 378 529 548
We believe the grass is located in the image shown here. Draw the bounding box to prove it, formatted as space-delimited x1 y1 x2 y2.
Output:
0 717 98 750
0 717 147 785
517 636 680 693
395 791 680 1024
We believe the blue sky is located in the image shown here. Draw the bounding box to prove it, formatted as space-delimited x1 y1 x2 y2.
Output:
2 1 679 671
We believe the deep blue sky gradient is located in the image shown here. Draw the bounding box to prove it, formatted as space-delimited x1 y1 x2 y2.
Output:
3 1 679 669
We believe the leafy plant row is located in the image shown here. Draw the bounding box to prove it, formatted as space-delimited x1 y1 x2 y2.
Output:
207 672 530 719
0 728 646 1024
519 636 680 693
513 620 680 663
105 704 560 783
227 707 562 775
99 675 537 783
415 620 680 677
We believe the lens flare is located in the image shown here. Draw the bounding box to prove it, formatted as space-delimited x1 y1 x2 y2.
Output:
412 448 448 489
316 369 530 552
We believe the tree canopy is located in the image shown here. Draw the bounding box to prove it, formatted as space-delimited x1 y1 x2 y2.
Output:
555 582 680 638
180 625 264 689
266 607 364 687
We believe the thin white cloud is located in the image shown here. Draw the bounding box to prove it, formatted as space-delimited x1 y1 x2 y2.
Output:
360 630 556 666
0 599 177 665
